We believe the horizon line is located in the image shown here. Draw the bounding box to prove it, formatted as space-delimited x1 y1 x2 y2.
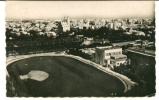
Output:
6 17 155 20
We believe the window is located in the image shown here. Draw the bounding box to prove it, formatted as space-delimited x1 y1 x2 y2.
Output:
105 60 107 64
117 63 120 66
110 61 112 64
98 54 100 60
105 53 108 56
111 56 115 59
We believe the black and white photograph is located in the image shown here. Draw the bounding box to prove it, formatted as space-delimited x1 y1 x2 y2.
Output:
4 0 156 98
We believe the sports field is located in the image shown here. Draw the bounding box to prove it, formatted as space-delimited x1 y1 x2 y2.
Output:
7 56 124 97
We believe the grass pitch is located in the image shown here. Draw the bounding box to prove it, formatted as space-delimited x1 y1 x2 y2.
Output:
7 56 124 97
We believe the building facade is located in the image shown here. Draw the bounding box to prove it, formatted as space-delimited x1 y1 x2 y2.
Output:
61 17 70 32
95 46 127 67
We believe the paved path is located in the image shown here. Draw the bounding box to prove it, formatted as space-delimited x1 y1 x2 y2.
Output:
126 49 155 57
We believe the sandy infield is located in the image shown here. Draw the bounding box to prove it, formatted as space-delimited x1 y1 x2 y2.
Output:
20 70 49 81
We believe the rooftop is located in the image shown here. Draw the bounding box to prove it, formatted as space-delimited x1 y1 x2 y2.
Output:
96 46 121 50
110 57 127 62
111 54 127 58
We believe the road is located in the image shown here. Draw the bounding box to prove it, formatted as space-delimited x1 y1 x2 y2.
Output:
112 41 134 46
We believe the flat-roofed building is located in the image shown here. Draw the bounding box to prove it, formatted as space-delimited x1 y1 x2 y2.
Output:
110 54 127 67
95 46 127 67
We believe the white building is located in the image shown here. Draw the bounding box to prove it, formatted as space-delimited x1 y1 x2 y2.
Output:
95 46 127 68
61 22 70 32
61 17 70 32
77 19 84 29
45 32 57 37
135 31 145 36
108 22 114 29
83 19 90 29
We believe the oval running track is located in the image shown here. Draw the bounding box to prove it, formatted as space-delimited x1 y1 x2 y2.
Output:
7 55 125 97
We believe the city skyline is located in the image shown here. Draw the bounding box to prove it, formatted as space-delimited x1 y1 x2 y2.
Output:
6 1 155 20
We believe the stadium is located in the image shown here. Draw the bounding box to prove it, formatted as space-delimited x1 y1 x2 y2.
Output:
6 53 136 97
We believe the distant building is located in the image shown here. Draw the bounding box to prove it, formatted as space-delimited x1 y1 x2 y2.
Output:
133 31 145 36
39 32 45 35
82 37 93 45
61 17 70 32
95 46 127 68
123 32 132 35
108 22 114 29
45 32 57 37
83 19 90 29
128 40 142 47
128 40 154 47
76 35 84 39
77 19 84 29
80 48 96 59
101 19 106 27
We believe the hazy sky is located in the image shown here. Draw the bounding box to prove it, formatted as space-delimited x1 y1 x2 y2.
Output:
6 1 155 19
